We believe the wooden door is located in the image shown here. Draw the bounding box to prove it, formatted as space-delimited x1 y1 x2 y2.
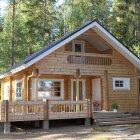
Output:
92 78 101 110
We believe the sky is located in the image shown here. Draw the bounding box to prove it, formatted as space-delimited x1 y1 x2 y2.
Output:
0 0 8 15
0 0 65 15
57 0 64 6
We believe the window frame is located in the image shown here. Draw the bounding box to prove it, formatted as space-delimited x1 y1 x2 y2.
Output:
72 40 85 53
14 79 23 100
37 79 64 100
113 78 130 90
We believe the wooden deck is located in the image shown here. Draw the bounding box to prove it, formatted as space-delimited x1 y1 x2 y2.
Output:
0 99 91 122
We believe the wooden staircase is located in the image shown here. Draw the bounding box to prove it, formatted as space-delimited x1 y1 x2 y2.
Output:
93 111 140 126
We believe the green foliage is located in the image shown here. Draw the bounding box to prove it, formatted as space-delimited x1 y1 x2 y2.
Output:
111 103 120 110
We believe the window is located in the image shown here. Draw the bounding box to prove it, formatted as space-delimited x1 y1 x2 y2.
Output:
4 82 10 100
113 78 130 90
15 80 22 99
72 40 85 53
38 79 64 99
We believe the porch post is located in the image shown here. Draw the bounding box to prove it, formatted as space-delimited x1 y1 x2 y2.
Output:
4 100 11 133
43 99 49 130
9 77 13 101
104 70 108 110
43 120 49 130
4 122 10 134
23 74 27 101
76 79 79 101
0 123 3 131
34 77 38 101
76 79 80 112
84 118 91 126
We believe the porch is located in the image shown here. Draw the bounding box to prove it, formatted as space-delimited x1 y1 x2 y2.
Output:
0 99 92 133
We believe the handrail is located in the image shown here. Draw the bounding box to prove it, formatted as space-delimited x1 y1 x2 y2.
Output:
59 52 112 58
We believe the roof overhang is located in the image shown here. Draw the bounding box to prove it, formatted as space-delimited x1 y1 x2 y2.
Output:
0 21 140 79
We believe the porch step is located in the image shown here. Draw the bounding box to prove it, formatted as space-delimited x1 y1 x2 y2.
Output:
93 112 131 119
99 120 140 126
93 111 140 126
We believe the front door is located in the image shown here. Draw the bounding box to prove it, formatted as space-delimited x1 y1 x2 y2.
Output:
92 78 101 111
72 79 85 101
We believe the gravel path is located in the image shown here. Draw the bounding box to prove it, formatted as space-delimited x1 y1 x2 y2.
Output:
1 124 140 140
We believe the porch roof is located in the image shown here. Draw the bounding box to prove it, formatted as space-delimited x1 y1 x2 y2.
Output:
0 20 140 79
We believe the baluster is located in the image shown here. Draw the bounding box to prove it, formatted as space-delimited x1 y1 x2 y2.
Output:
73 104 75 112
64 104 65 112
103 57 105 65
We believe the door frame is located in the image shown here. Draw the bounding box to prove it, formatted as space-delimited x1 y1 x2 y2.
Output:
71 79 86 101
92 78 102 110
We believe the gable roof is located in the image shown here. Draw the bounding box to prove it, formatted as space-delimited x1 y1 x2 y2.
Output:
0 20 140 79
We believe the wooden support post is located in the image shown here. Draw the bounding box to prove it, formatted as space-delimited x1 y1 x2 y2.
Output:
43 99 49 129
100 78 103 110
65 75 69 100
76 79 80 112
34 78 38 101
104 70 108 110
9 77 12 101
76 79 79 100
44 99 49 120
4 100 9 122
89 98 92 118
23 75 27 101
1 80 4 100
138 77 140 113
3 100 11 133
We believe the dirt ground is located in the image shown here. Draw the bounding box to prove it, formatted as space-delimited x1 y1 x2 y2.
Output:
1 124 140 140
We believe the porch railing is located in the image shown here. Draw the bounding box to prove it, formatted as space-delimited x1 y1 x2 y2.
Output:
0 99 90 122
8 101 45 122
0 101 5 122
49 100 90 120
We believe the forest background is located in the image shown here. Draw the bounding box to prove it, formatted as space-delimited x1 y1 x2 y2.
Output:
0 0 139 72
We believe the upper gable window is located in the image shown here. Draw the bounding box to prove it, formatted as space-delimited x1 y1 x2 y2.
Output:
72 40 85 53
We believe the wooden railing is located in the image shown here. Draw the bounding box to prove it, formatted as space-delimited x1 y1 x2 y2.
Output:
0 101 5 122
67 54 112 66
8 101 45 122
0 100 90 122
49 100 90 120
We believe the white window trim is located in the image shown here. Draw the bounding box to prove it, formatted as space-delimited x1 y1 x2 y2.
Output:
4 82 10 100
14 79 23 100
113 78 130 90
37 79 64 100
71 79 86 101
72 40 85 52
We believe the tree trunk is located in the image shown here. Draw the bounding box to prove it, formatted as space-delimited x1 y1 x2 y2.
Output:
11 0 16 66
42 0 47 36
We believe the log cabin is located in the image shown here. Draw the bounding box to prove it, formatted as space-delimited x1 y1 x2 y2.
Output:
0 20 140 133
